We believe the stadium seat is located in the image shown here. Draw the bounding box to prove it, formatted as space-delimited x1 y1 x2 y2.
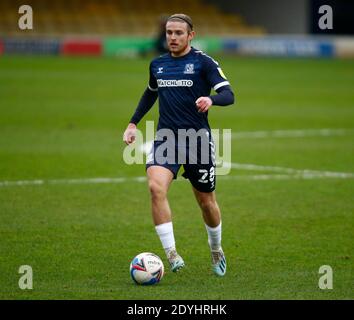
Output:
0 0 266 37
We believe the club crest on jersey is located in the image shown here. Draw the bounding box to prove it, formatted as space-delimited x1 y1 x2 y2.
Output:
184 63 195 74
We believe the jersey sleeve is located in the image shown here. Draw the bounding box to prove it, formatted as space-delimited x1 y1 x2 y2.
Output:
148 62 158 92
202 55 231 91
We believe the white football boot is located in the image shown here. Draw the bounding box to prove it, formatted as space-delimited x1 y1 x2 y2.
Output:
167 249 185 272
211 248 226 276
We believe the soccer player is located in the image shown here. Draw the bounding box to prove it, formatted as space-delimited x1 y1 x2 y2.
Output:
123 14 234 276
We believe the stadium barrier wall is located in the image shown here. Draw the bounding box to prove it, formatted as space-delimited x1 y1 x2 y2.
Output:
190 37 222 54
1 38 60 55
333 37 354 58
103 37 154 56
102 37 222 57
61 39 102 56
222 36 335 57
0 36 353 58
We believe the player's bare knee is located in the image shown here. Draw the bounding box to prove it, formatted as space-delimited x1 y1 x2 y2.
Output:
199 198 217 214
148 179 167 200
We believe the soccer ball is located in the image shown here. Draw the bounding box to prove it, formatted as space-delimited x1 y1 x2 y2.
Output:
130 252 164 285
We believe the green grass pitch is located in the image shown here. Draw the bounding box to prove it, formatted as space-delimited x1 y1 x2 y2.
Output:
0 54 353 299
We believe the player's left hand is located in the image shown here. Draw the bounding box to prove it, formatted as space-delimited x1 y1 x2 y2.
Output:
195 97 213 113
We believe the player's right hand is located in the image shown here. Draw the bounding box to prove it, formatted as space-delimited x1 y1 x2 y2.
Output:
123 123 137 145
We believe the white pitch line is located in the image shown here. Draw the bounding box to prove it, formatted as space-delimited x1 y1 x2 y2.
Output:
217 174 333 181
0 173 351 188
0 177 146 187
228 162 354 179
1 163 354 188
231 128 354 139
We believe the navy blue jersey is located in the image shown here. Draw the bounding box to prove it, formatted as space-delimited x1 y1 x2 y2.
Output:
148 47 230 133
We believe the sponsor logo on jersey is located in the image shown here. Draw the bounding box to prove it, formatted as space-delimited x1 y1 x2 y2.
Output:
157 79 193 87
157 67 164 74
184 63 195 74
